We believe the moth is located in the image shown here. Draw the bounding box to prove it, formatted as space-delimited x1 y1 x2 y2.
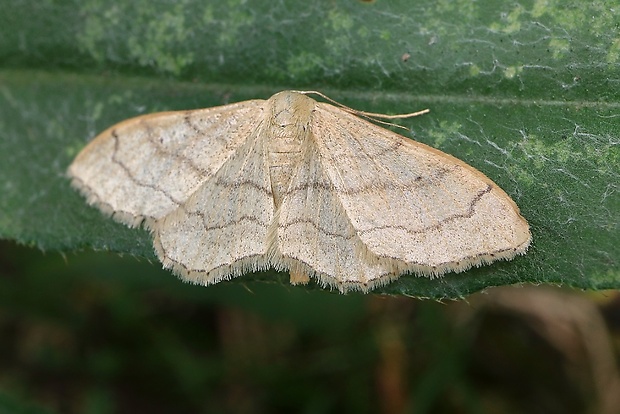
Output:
68 91 531 292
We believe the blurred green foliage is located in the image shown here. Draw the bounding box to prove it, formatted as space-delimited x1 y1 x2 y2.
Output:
1 240 610 413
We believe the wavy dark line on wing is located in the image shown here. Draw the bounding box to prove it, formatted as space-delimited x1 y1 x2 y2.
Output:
358 184 493 236
283 167 452 197
212 176 273 196
278 217 356 241
187 213 272 232
111 130 183 206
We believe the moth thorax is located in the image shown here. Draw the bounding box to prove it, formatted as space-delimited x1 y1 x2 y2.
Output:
267 128 307 208
267 91 314 207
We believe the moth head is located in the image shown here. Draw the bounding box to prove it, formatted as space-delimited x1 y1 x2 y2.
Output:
268 91 314 135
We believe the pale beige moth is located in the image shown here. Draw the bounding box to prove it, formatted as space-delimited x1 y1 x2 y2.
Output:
68 91 531 293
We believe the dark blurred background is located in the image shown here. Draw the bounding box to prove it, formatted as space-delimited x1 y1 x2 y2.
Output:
1 239 619 414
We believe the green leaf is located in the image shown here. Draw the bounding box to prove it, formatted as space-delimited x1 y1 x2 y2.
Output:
0 0 618 299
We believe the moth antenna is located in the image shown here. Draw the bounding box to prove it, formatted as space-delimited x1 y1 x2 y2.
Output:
295 90 430 130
